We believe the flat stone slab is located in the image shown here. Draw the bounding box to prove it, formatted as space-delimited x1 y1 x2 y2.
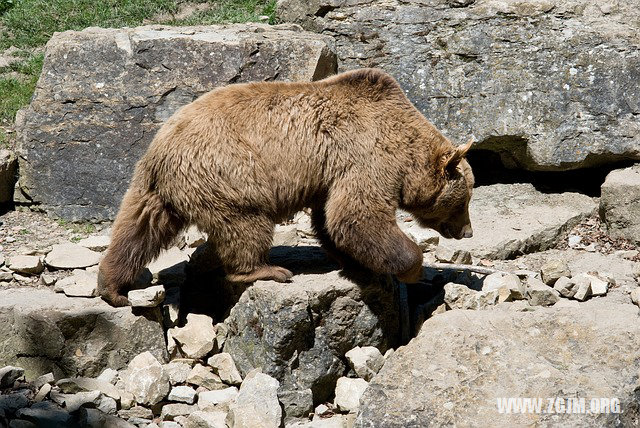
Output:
357 302 640 427
16 24 336 221
0 288 167 379
45 243 101 269
436 183 596 259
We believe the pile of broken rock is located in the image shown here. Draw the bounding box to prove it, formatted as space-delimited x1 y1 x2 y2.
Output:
0 343 388 427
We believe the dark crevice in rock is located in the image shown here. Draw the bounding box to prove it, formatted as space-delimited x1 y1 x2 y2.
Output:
467 149 636 197
315 5 337 18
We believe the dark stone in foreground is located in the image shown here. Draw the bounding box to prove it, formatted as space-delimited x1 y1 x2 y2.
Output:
223 263 401 405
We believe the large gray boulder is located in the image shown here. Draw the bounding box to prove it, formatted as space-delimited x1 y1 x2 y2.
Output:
600 164 640 244
356 302 640 427
15 24 337 221
277 0 640 170
0 288 167 379
223 268 400 405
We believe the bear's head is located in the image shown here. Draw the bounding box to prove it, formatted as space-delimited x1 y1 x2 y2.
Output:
402 139 474 240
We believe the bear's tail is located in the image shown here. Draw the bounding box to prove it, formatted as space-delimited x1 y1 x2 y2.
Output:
98 185 184 307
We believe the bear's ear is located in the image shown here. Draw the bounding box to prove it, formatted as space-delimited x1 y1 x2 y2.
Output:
441 138 474 175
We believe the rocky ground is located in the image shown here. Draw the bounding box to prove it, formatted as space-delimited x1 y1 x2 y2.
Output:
0 177 638 428
2 0 639 426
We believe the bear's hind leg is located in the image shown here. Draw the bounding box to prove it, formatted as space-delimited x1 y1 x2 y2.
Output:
98 187 184 306
210 213 292 284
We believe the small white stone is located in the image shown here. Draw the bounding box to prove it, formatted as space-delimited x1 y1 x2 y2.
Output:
164 361 192 386
345 346 385 381
186 364 225 390
160 403 196 420
168 385 197 404
482 272 525 302
169 313 215 359
334 377 368 413
553 276 576 298
273 224 299 247
227 373 281 428
198 386 238 411
434 246 471 264
41 274 57 286
77 235 111 252
120 351 170 406
572 275 592 301
526 277 560 306
315 403 330 416
631 288 640 307
444 282 479 310
8 255 44 275
540 259 571 285
128 285 166 307
207 353 242 386
588 274 609 296
0 366 24 388
185 411 228 428
567 235 582 248
97 368 119 385
118 405 153 420
34 383 52 402
60 270 98 297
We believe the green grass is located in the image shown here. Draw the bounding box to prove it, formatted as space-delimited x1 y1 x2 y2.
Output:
0 0 179 49
0 0 276 138
0 53 43 122
57 218 97 236
0 0 277 50
166 0 277 26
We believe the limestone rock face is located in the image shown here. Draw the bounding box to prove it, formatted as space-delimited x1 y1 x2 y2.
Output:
16 24 337 221
278 0 640 171
0 288 167 379
223 269 400 404
600 164 640 244
356 302 640 427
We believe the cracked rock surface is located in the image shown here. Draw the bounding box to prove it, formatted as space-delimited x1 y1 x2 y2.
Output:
277 0 640 170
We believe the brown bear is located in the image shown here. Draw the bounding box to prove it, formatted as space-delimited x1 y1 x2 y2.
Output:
98 68 474 307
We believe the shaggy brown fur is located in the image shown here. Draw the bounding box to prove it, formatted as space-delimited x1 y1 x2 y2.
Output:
98 68 475 307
